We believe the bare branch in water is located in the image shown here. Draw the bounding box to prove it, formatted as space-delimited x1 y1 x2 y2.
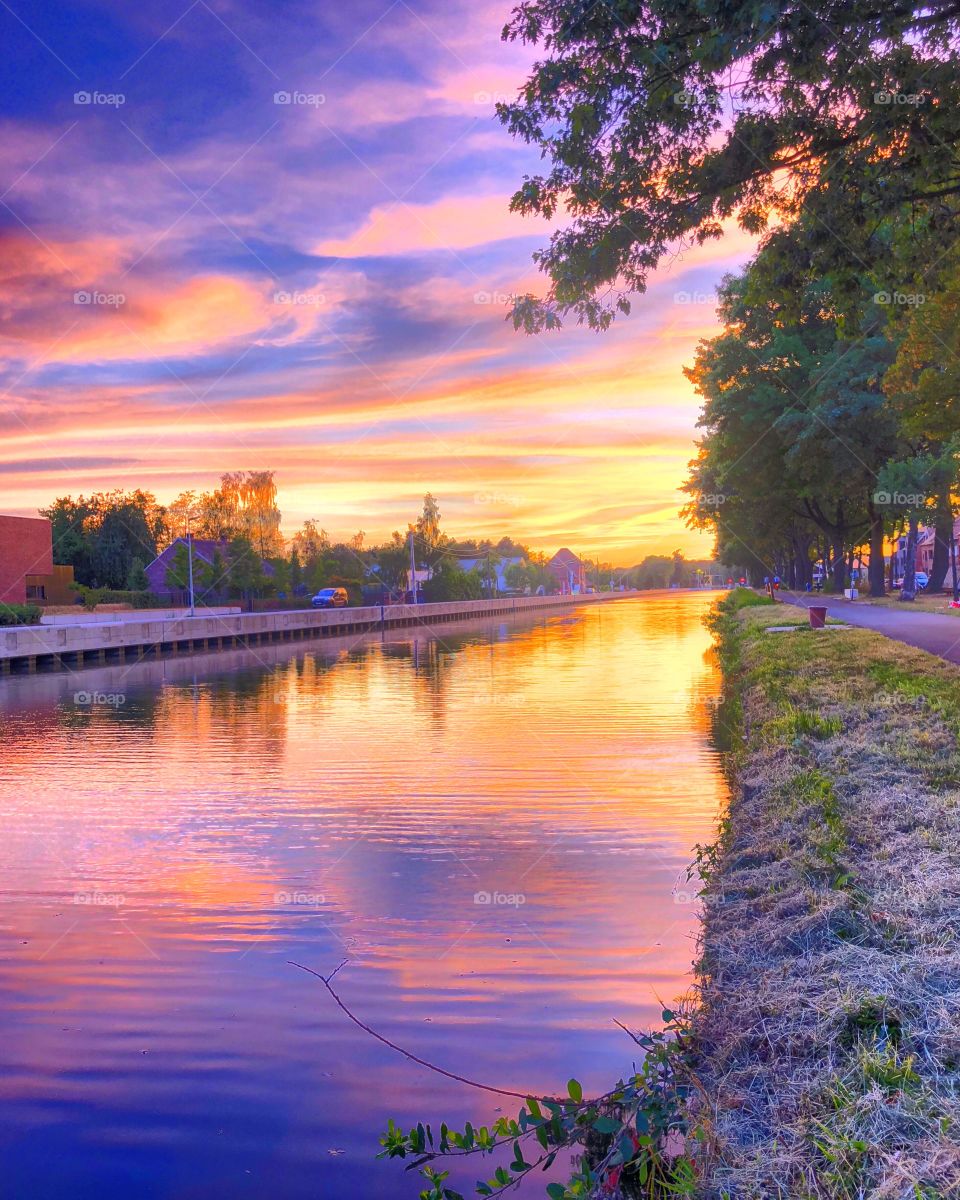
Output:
288 959 554 1101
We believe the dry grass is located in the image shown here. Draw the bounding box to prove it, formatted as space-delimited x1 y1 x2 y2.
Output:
691 602 960 1199
858 593 960 616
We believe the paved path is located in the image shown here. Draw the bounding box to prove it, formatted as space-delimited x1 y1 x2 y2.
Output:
783 591 960 665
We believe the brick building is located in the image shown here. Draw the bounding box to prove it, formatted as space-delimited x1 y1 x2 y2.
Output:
0 515 54 605
547 547 587 594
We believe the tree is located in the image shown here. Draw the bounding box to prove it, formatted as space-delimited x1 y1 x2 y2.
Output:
414 493 446 565
40 489 164 588
225 536 274 609
292 519 330 569
683 259 903 595
422 562 483 602
499 0 960 330
884 262 960 590
372 533 410 594
126 558 149 591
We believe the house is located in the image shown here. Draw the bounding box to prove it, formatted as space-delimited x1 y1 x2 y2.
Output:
891 525 948 580
547 548 586 594
145 537 274 602
0 514 53 605
454 552 526 592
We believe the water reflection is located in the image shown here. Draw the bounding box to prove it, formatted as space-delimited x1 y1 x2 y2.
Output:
0 593 725 1199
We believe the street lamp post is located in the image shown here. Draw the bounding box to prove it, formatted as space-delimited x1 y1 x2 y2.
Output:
408 527 418 605
185 512 196 617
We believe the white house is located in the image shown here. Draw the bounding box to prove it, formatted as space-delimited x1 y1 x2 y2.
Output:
455 553 526 592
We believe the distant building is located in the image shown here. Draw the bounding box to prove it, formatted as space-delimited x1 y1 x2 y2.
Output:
0 514 54 605
455 553 526 592
547 548 586 594
145 537 274 602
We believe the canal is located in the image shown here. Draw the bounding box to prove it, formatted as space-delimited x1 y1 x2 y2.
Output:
0 592 726 1199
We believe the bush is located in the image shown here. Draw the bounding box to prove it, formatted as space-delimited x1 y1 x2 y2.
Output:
73 585 162 610
0 604 42 626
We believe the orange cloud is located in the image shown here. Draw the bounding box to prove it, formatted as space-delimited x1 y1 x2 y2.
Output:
318 193 554 257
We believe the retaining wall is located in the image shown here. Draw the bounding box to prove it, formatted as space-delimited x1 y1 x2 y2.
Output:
0 591 641 675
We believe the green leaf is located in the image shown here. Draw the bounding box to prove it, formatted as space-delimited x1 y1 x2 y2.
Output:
662 1009 675 1022
546 1185 566 1200
592 1116 621 1134
567 1079 583 1103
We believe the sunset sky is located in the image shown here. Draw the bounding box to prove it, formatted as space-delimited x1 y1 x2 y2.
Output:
0 0 755 564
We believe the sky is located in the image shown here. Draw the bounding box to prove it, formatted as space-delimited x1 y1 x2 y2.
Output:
0 0 755 565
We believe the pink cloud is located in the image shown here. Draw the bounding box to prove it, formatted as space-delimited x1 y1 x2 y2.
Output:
318 192 554 257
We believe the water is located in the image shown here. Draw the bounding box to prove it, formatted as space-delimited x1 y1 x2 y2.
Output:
0 592 725 1199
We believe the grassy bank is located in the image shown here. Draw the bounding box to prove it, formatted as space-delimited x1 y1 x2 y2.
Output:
693 591 960 1198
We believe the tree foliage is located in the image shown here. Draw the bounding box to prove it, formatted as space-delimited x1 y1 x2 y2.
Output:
499 0 960 330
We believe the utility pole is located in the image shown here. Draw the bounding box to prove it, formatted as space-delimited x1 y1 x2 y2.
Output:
408 527 418 604
186 511 196 617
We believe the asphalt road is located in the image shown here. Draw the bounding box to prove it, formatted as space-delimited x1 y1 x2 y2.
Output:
783 591 960 665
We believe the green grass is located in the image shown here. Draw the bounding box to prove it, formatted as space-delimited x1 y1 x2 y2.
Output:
692 589 960 1198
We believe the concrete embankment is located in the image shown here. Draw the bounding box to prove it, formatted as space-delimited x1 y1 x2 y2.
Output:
692 591 960 1196
0 590 642 675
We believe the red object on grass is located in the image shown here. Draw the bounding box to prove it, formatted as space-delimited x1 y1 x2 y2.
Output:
809 606 827 628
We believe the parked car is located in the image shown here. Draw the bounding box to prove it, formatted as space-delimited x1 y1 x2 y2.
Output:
894 572 929 591
311 587 348 608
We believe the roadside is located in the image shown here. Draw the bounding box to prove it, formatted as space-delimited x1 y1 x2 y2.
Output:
856 592 960 616
782 589 960 665
693 590 960 1197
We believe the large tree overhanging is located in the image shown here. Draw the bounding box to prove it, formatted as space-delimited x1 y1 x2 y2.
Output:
498 0 960 330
